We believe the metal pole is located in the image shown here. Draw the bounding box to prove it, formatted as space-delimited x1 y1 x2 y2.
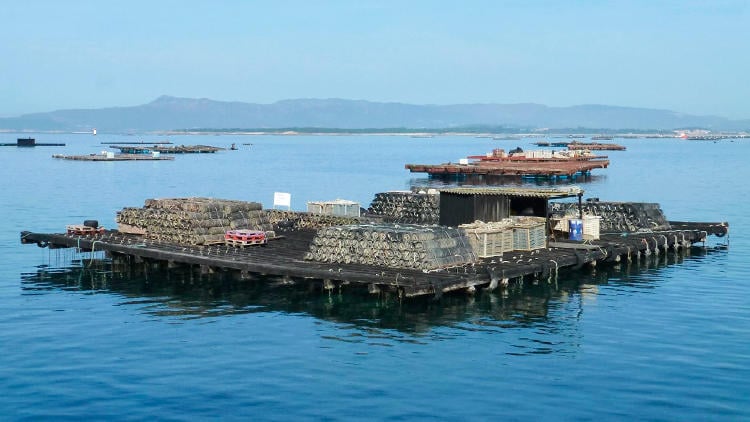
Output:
578 193 583 219
545 199 550 245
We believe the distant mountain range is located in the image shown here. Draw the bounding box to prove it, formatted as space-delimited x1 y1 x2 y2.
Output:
1 95 748 132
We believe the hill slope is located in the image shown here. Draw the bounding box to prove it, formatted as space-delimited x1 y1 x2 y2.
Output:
1 96 747 132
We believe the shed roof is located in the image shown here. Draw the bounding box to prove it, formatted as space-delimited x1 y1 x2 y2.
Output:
438 186 583 199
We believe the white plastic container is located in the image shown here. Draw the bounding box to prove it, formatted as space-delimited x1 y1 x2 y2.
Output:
583 216 601 240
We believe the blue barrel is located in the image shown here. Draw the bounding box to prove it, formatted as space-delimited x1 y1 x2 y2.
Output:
569 219 583 241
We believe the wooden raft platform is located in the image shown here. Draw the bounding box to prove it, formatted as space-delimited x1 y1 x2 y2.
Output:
533 141 626 150
52 153 174 161
107 145 224 154
20 221 727 298
566 141 626 151
101 141 173 145
405 159 609 177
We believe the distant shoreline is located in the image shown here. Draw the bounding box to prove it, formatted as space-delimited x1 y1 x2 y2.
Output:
1 128 748 139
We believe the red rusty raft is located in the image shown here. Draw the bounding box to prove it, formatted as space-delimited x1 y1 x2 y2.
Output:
405 148 609 178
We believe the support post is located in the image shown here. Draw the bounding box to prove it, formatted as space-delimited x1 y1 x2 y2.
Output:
578 193 583 220
545 199 550 243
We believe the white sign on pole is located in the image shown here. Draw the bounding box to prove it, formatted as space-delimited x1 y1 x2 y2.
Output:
273 192 291 210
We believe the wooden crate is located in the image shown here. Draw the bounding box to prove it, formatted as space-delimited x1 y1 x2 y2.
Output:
512 223 546 251
552 217 569 232
552 216 600 240
462 227 513 258
307 199 360 217
583 216 601 240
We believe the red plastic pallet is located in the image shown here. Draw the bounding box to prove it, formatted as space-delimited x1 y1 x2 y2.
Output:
66 225 105 235
224 230 267 244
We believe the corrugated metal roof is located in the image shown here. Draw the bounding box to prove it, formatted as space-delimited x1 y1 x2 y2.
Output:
438 186 583 198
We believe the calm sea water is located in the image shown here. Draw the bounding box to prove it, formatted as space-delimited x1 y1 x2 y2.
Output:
1 133 748 420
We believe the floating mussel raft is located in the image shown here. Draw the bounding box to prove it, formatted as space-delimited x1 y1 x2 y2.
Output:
20 188 728 299
107 144 224 154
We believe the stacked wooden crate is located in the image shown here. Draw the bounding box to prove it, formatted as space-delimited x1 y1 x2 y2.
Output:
510 216 547 251
551 215 601 240
459 221 514 258
307 199 361 217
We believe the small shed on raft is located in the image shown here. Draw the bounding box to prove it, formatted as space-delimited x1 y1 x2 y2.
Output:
437 186 584 227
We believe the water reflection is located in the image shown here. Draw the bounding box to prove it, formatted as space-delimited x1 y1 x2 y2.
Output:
20 247 720 342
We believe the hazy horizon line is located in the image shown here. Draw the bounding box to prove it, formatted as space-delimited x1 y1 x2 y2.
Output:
4 95 747 121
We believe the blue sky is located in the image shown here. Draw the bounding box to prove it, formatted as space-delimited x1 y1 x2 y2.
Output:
2 0 748 118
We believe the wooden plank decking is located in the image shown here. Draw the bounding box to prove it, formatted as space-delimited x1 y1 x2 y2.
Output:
20 221 728 298
107 145 224 154
532 141 627 150
52 153 175 161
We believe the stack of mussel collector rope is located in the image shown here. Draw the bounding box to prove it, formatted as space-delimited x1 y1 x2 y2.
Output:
304 223 476 270
265 209 362 232
367 190 439 224
116 197 272 245
550 201 671 233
